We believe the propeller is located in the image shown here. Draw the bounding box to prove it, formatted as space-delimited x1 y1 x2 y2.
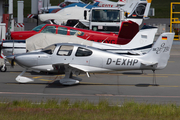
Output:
11 58 15 67
6 55 15 68
0 41 2 56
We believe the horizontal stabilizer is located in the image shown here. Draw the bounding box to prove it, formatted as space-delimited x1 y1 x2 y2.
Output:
39 13 58 22
141 62 157 66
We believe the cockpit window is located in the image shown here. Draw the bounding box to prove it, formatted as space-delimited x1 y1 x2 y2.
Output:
57 45 74 56
42 44 56 54
75 47 92 57
70 29 84 36
32 24 46 32
41 26 56 34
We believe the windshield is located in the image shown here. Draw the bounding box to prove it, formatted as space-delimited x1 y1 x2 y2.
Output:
92 9 120 22
32 24 46 32
42 44 56 54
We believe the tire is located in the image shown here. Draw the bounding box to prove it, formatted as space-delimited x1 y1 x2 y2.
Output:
0 66 7 72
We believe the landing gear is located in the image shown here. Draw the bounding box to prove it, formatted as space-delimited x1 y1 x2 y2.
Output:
0 64 7 72
15 69 34 83
152 70 158 86
60 66 82 85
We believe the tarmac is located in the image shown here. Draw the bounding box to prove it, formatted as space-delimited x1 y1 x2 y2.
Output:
0 53 180 104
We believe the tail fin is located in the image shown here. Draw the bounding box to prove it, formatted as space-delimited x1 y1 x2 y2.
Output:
117 0 126 6
117 20 139 45
142 32 175 70
92 0 100 6
122 0 152 25
122 25 157 50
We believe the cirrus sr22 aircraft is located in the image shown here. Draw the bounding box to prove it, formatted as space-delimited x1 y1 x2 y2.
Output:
6 32 175 85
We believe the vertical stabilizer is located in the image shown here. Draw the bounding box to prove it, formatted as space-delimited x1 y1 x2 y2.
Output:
142 32 175 70
117 20 139 45
122 25 157 50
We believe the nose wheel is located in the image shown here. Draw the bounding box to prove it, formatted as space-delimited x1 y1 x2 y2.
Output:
0 65 7 72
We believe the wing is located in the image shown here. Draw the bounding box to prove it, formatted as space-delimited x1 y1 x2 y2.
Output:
69 64 110 72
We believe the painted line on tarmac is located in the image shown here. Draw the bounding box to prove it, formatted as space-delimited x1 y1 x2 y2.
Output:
0 91 180 99
38 79 53 82
168 61 175 63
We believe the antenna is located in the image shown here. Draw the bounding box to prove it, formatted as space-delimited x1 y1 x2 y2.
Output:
80 36 90 45
84 2 91 8
101 37 109 43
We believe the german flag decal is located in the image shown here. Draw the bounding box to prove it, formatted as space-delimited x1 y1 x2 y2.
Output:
162 36 167 40
132 14 137 17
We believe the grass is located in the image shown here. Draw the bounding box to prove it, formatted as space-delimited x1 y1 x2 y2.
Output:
9 0 180 18
0 99 180 119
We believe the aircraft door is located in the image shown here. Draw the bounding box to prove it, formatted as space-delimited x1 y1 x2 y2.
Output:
52 45 74 65
38 44 56 65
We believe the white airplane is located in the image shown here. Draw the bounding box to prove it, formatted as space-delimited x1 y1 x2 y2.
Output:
6 32 175 85
39 2 99 25
38 0 151 26
0 40 26 72
40 0 85 13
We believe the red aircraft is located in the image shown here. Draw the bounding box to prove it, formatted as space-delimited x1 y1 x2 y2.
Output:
11 21 138 45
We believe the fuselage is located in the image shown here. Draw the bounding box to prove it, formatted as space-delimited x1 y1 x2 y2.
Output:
11 43 156 72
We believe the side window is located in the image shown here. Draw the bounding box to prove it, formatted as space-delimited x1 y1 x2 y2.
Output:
58 27 67 35
32 24 46 32
41 26 56 34
70 29 84 36
75 47 92 57
70 29 78 35
57 45 74 56
42 44 56 54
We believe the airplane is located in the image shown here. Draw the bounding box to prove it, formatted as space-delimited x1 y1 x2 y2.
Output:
0 40 26 72
40 0 85 13
10 21 140 45
38 0 151 27
39 2 99 25
40 0 125 14
6 32 175 85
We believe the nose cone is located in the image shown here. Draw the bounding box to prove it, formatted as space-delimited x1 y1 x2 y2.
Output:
6 54 34 68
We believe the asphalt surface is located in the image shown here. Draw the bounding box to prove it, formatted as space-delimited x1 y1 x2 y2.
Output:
0 45 180 105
